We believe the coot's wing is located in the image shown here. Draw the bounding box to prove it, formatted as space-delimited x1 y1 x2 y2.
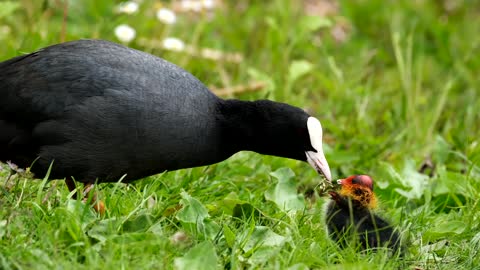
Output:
0 41 117 166
0 39 214 122
0 41 126 123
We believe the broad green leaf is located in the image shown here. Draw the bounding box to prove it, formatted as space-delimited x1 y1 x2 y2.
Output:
288 60 314 85
432 165 470 197
396 159 429 199
65 199 97 228
432 220 465 234
379 159 428 199
265 167 305 212
148 222 163 236
423 215 465 241
241 226 286 264
197 219 221 240
270 167 295 180
122 213 155 233
211 192 245 215
176 191 220 240
176 191 209 223
242 226 286 253
248 247 281 265
88 218 120 243
174 241 218 270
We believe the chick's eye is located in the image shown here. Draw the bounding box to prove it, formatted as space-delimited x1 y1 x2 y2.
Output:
351 178 359 184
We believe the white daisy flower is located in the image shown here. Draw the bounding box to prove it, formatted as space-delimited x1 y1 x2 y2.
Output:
0 25 11 37
181 0 202 12
117 1 139 14
202 0 215 9
156 8 176 24
170 231 188 244
162 37 185 51
201 48 221 60
114 24 136 43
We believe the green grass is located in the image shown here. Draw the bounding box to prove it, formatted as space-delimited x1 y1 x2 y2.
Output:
1 0 480 269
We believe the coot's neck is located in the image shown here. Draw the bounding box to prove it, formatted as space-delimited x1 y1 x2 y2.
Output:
217 99 308 161
217 99 260 152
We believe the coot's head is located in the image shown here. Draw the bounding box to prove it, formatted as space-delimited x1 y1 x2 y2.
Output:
220 99 331 181
250 101 332 181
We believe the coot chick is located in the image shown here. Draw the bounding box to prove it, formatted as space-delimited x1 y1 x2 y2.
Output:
0 39 331 186
325 175 401 252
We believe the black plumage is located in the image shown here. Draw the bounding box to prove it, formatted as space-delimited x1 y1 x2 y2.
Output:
326 175 401 252
0 39 331 184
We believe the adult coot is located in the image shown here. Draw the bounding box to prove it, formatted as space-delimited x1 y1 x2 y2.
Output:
0 39 331 185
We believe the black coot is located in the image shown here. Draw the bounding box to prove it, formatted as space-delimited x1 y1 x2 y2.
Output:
0 39 331 184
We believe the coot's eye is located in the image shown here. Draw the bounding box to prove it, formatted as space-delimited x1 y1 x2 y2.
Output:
298 128 316 152
351 177 359 184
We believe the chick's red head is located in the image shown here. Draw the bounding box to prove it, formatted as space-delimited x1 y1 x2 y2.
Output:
330 175 377 209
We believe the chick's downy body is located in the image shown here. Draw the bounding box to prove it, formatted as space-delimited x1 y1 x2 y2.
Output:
326 175 401 252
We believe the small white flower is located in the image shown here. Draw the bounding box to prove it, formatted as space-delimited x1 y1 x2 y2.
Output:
170 231 188 244
162 37 185 52
202 0 215 9
181 0 202 12
147 197 156 209
114 24 136 43
117 1 139 14
156 8 176 24
0 25 11 35
201 48 221 60
181 0 192 10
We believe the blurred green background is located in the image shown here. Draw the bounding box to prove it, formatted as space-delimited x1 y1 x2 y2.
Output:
1 0 479 269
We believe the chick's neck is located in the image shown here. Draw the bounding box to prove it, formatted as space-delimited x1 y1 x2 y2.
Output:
332 184 377 210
